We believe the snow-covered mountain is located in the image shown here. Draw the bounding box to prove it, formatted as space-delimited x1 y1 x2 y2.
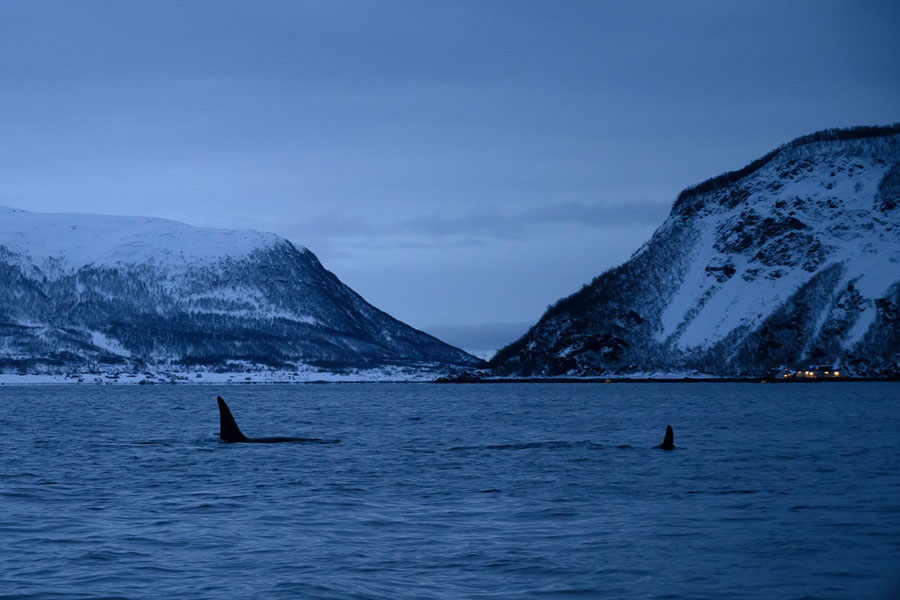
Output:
489 124 900 378
0 207 481 375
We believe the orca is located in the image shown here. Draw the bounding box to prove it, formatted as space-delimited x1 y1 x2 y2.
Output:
655 425 676 450
217 396 331 444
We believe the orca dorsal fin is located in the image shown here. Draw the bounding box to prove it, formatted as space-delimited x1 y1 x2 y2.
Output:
218 396 248 442
660 425 675 450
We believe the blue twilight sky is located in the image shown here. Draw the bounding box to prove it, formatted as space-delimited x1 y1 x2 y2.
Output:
1 1 899 354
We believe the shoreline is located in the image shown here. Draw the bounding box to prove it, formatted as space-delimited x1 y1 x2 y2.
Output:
435 377 898 384
0 373 895 385
0 369 439 386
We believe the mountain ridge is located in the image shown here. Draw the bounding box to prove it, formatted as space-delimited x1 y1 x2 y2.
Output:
489 123 900 378
0 207 481 376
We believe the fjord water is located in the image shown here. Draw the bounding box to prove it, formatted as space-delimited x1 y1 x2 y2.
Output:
0 383 898 599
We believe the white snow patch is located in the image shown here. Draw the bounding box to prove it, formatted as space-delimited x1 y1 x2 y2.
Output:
844 305 878 348
89 331 132 357
658 223 717 341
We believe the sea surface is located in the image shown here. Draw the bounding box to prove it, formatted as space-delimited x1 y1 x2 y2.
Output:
0 383 898 599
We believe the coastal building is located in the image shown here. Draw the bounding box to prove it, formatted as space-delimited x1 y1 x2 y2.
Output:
795 365 842 379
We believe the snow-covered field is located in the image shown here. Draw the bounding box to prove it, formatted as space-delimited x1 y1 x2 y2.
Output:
0 367 440 385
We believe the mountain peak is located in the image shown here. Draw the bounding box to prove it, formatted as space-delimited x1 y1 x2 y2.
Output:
672 123 900 217
0 206 292 274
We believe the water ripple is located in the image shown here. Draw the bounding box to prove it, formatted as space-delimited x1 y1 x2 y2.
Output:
0 382 897 599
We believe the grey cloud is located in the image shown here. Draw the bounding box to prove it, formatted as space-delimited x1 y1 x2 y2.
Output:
289 200 672 247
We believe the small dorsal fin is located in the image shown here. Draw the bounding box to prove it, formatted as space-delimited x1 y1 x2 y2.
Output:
660 425 675 450
217 396 248 442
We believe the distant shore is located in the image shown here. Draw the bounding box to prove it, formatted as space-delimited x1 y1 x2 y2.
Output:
435 376 898 384
0 369 438 386
2 373 894 385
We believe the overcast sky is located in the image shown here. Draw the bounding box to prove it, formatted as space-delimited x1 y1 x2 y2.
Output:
2 1 899 354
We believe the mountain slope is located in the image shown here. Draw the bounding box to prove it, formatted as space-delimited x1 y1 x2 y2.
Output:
489 124 900 378
0 207 481 374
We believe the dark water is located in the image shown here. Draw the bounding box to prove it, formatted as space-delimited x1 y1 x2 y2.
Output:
1 383 898 599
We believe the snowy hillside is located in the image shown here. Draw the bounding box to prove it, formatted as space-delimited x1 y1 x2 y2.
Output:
0 208 481 375
489 124 900 378
0 207 280 273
